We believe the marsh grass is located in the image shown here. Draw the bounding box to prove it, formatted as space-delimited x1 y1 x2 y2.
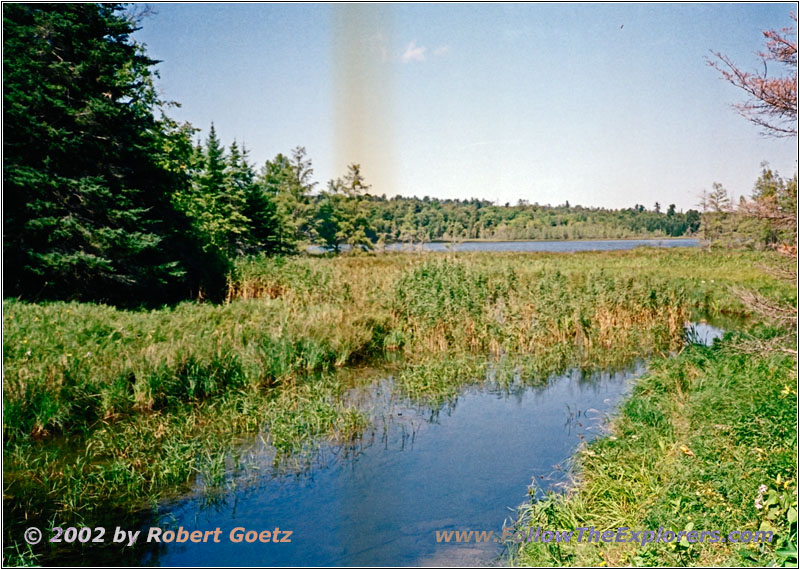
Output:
508 327 797 567
3 248 794 564
3 372 369 567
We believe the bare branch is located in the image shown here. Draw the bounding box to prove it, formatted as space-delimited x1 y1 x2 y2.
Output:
732 286 797 328
707 13 798 137
758 262 798 282
731 333 798 358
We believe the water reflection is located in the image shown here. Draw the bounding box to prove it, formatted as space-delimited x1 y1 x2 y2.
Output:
685 321 727 346
41 322 728 567
136 365 643 567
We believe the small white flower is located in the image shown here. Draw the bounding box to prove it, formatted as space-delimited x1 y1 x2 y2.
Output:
754 497 764 510
758 484 768 494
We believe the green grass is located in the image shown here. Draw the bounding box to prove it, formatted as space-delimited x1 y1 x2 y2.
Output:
3 247 795 565
509 327 797 567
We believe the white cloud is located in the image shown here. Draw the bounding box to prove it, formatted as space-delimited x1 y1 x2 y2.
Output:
433 45 450 57
401 41 426 63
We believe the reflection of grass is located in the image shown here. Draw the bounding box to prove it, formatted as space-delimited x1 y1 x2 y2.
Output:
395 357 486 407
509 327 797 567
4 374 367 540
3 248 794 564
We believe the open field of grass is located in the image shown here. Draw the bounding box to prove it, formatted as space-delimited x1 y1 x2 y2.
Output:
3 248 796 565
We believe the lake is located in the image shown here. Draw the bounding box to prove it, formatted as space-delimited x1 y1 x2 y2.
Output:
386 238 699 253
308 238 700 254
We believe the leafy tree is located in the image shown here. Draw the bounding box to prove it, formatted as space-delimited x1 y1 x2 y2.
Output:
709 7 797 332
3 3 226 303
708 8 797 337
356 194 699 243
708 11 797 270
740 166 797 248
685 210 701 234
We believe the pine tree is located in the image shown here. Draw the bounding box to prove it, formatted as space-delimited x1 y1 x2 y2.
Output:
3 4 226 303
314 193 344 253
174 125 249 258
224 140 254 254
258 148 316 252
319 164 375 253
234 143 281 254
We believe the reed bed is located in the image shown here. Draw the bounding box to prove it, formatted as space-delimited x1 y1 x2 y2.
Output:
3 248 793 564
508 331 796 567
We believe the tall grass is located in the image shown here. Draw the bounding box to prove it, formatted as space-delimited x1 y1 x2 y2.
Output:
3 248 793 564
508 329 796 567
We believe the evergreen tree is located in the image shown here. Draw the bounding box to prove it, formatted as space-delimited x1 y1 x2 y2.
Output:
233 143 281 254
322 164 375 253
173 125 249 258
3 4 226 302
225 140 256 254
701 183 735 244
314 193 345 253
258 153 297 252
707 182 731 212
259 147 316 252
286 146 318 247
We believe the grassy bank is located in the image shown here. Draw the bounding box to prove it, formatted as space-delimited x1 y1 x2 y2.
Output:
3 248 794 564
510 326 797 567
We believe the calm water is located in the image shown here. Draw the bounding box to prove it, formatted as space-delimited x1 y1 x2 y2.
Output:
387 238 699 253
139 366 644 567
44 322 722 567
309 237 700 254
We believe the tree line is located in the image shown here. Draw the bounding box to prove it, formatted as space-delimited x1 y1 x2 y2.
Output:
174 123 704 253
0 4 717 306
700 166 797 249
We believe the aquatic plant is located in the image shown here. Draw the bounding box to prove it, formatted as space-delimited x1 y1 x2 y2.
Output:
3 248 793 564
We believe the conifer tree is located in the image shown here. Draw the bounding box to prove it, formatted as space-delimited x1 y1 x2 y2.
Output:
3 3 226 302
258 147 317 252
318 163 375 253
232 143 282 254
174 125 249 258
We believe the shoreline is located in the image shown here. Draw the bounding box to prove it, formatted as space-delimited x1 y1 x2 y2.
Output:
417 236 699 244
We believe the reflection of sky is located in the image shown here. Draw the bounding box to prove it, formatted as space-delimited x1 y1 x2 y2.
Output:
134 3 796 210
134 365 642 567
686 321 726 346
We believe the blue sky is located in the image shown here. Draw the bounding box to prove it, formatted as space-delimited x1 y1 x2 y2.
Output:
133 3 797 211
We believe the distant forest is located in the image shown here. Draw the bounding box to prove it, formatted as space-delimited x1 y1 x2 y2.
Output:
361 195 699 243
3 4 699 304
